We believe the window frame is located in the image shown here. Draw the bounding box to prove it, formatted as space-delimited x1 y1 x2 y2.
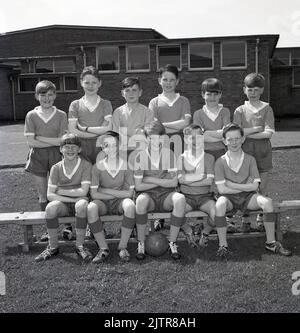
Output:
220 41 247 70
126 44 150 73
33 57 76 74
188 42 214 71
156 44 182 71
292 67 300 87
96 46 120 73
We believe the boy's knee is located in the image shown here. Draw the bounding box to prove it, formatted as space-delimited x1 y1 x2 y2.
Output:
173 193 186 207
75 199 88 215
136 195 149 211
215 197 227 212
45 201 60 218
123 199 135 216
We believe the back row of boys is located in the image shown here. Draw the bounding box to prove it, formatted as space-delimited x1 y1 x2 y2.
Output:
24 64 292 263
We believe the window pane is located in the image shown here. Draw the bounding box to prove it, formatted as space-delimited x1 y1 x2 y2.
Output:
35 60 53 73
54 59 76 72
189 43 213 69
65 76 78 90
273 49 290 66
293 67 300 86
158 46 181 68
42 76 61 90
127 45 149 71
292 49 300 66
222 41 246 67
19 78 39 92
98 47 119 71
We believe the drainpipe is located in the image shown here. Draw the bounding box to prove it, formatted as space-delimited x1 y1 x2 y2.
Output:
80 45 86 68
255 38 260 73
9 76 16 121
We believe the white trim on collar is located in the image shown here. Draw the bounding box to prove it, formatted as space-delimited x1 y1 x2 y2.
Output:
203 104 223 122
158 93 180 107
62 157 81 180
244 101 269 113
100 158 125 178
224 151 244 173
35 106 57 124
183 151 204 170
81 95 101 112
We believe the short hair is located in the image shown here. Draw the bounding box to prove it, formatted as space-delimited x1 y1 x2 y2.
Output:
201 78 223 93
60 133 81 147
244 73 265 88
121 77 141 89
35 80 56 94
159 64 179 79
222 123 244 139
144 120 166 136
80 66 101 81
183 124 204 136
100 130 120 143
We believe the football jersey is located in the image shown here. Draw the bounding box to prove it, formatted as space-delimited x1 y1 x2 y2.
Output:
90 159 134 191
233 102 275 133
133 147 177 183
215 152 261 186
193 105 230 151
112 103 154 138
149 94 191 130
24 106 68 137
68 97 112 127
48 158 92 190
178 152 214 195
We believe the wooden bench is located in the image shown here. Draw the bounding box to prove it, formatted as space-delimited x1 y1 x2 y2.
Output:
0 200 300 252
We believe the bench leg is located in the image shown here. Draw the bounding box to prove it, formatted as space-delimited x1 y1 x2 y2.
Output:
21 225 34 253
275 213 283 242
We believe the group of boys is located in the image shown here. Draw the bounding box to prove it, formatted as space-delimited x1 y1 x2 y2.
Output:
24 64 292 264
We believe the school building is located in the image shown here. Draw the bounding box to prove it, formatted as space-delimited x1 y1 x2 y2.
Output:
0 24 299 121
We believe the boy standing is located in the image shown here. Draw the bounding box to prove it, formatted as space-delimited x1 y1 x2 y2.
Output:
35 134 92 262
133 120 186 260
233 73 275 229
178 125 216 247
112 77 154 153
214 123 291 258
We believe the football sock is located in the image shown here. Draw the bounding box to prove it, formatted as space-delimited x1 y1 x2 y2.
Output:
118 227 133 249
169 225 180 243
48 229 59 249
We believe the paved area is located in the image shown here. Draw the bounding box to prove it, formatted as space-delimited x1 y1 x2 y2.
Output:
0 122 300 168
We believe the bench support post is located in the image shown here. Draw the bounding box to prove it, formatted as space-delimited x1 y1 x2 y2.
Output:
21 225 34 253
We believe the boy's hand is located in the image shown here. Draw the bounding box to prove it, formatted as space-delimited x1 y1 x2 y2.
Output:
253 126 264 133
77 123 86 132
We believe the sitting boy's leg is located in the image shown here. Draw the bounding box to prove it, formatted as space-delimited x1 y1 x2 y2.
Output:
199 200 216 248
87 201 110 263
118 199 136 261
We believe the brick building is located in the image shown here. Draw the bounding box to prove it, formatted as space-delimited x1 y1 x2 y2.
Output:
0 25 287 121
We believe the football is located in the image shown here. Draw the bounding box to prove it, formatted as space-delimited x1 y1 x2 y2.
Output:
145 232 169 257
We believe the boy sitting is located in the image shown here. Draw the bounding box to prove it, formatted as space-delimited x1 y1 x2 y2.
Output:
214 123 291 258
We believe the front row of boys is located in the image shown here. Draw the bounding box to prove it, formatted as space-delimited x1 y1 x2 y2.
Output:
35 120 291 262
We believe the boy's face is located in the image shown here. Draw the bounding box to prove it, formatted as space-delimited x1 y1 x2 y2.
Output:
243 86 264 101
147 134 162 152
223 129 245 152
158 71 179 93
60 144 81 161
185 129 204 150
81 74 101 96
202 91 222 106
121 84 142 103
102 136 118 159
36 90 56 109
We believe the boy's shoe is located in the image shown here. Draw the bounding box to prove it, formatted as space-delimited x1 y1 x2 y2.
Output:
169 242 181 260
199 232 209 248
265 241 292 256
136 242 146 260
119 248 131 262
216 245 231 259
184 232 198 248
35 245 59 262
92 248 110 264
75 245 93 261
62 225 74 240
40 232 49 242
154 219 164 231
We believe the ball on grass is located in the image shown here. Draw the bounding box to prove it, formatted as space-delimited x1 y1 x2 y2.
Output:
145 233 169 257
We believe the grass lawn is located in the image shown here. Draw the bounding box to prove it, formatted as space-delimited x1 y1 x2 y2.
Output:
0 149 300 313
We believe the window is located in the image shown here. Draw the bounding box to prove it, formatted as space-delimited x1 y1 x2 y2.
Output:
221 41 247 69
189 43 213 70
157 45 181 69
126 45 150 72
64 76 78 91
34 58 76 73
293 67 300 87
97 46 119 72
42 76 61 90
19 77 39 92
